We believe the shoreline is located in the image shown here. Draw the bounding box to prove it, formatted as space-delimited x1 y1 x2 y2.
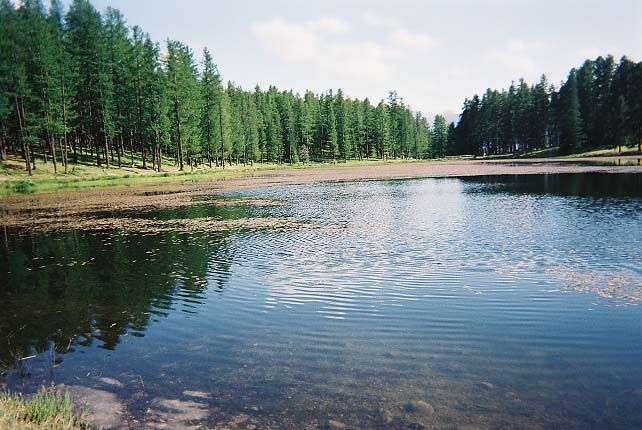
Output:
1 157 641 230
2 156 641 196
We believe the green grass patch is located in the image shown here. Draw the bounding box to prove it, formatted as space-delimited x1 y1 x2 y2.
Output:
476 144 640 160
560 144 641 158
11 179 35 195
0 387 89 430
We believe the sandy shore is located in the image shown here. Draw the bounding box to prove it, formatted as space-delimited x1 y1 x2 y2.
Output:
1 157 641 227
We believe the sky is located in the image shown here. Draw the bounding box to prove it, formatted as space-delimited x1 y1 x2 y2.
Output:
55 0 642 121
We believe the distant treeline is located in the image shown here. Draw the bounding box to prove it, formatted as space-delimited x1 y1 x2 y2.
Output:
1 1 640 177
450 56 642 156
0 0 434 175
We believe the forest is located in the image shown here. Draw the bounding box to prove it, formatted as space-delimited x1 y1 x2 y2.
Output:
451 56 642 156
0 0 432 175
0 0 640 177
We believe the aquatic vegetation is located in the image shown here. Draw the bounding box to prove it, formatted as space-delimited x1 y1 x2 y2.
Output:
559 270 642 305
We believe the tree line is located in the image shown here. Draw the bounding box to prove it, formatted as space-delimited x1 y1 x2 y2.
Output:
0 0 437 175
449 55 642 156
1 1 639 176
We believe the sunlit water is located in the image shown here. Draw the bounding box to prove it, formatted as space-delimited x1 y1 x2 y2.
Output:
1 173 641 429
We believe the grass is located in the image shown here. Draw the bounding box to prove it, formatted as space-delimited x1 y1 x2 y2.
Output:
0 387 90 430
559 145 641 158
477 144 641 160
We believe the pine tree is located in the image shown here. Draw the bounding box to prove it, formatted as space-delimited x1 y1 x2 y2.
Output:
244 92 260 164
301 90 316 162
335 89 351 161
103 7 130 168
66 0 113 168
432 115 448 158
558 69 585 154
322 91 338 161
373 100 390 159
200 48 218 167
532 75 550 151
265 87 281 163
0 0 31 171
227 83 244 165
253 86 267 162
48 0 76 173
165 40 200 170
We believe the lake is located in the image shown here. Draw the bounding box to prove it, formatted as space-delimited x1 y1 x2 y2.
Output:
1 173 641 429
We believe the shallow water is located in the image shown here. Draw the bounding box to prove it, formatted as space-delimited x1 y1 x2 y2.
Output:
1 173 641 429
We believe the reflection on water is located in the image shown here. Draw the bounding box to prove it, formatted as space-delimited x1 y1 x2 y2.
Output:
1 173 641 429
0 230 234 361
462 172 642 197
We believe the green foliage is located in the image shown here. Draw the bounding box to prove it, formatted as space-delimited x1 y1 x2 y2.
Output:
0 387 88 430
432 114 448 158
451 55 641 156
166 39 201 169
0 1 432 171
12 179 35 194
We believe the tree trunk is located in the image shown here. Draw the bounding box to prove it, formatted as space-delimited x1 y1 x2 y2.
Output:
15 96 31 175
30 144 36 171
49 134 57 174
105 137 110 168
172 73 184 171
41 140 48 165
59 136 67 174
40 64 57 174
218 103 225 169
73 132 78 164
151 141 156 171
87 96 101 167
130 130 135 167
60 61 69 174
116 132 122 168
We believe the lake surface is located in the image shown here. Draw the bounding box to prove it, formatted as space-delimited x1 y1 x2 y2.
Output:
1 173 641 429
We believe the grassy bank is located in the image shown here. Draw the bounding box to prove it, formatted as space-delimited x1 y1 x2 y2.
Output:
477 144 641 160
0 154 429 196
0 388 89 430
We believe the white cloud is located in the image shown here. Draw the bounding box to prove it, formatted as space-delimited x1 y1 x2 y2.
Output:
577 46 621 60
486 39 543 77
447 65 468 78
252 17 320 63
363 11 401 30
252 16 393 83
507 39 548 51
390 29 438 51
252 16 440 85
310 16 351 34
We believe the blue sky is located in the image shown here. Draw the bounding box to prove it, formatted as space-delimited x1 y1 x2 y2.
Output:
58 0 642 120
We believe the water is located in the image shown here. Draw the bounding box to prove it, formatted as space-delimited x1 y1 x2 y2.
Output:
1 173 641 429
